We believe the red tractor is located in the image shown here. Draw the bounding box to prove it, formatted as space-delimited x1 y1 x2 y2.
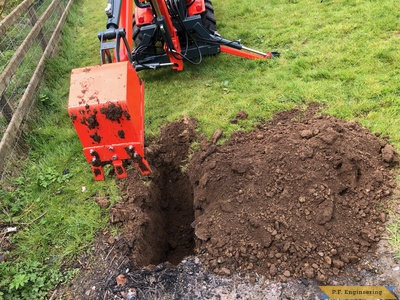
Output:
68 0 278 180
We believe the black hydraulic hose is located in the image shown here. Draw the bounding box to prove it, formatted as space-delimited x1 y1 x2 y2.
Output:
106 0 121 30
133 44 159 61
174 25 203 64
133 0 203 66
186 0 196 7
196 34 242 48
134 0 150 8
167 1 203 64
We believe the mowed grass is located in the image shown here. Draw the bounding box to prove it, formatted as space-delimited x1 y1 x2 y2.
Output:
1 0 400 298
143 0 400 142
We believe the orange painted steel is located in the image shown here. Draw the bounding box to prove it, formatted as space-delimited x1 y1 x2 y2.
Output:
187 0 205 16
135 6 153 26
68 61 151 180
118 0 133 61
220 45 274 60
156 0 184 70
135 0 205 26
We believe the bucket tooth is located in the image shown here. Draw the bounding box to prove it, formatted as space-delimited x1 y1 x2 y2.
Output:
125 146 151 176
92 166 105 180
135 154 151 176
112 160 127 179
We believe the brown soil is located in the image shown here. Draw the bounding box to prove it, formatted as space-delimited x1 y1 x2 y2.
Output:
189 104 398 283
58 104 400 299
110 115 197 267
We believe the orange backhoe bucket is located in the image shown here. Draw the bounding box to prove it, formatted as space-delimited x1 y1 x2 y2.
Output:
68 61 151 180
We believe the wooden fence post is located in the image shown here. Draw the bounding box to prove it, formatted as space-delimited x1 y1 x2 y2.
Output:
0 93 14 123
28 6 48 51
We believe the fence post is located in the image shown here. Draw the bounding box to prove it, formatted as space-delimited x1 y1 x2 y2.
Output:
0 94 14 123
28 6 48 50
57 1 63 16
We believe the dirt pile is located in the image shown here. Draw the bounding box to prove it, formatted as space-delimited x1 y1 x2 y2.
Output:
111 107 398 283
109 104 399 285
188 104 398 283
59 105 400 299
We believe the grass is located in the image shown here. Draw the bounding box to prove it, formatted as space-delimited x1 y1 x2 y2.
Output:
0 0 400 298
141 0 400 144
388 220 400 259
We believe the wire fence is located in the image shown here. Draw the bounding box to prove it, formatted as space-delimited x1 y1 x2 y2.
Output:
0 0 74 183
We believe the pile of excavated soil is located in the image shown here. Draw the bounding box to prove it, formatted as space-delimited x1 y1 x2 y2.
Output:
189 105 398 283
59 105 399 299
113 104 398 283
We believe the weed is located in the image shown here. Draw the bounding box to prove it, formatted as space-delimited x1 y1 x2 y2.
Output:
0 259 78 300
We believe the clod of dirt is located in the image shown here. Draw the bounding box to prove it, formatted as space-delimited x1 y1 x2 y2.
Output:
95 196 110 209
382 143 399 165
236 110 248 120
100 103 123 121
90 132 101 143
86 114 99 129
211 128 223 144
230 110 248 124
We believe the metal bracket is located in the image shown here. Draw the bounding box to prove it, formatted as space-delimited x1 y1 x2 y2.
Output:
98 28 133 64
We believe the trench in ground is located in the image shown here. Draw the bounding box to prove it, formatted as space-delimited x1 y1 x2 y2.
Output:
140 163 195 266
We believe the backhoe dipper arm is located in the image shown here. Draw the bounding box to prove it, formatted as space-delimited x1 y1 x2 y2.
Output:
192 22 280 59
149 0 184 70
105 0 120 29
98 0 133 63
